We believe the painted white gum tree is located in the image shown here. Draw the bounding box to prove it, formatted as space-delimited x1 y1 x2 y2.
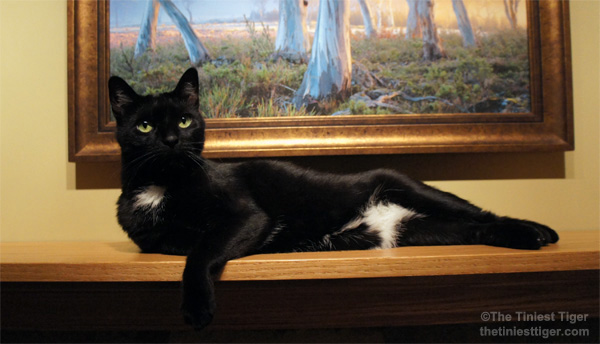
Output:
417 0 445 60
452 0 476 47
503 0 520 29
357 0 377 39
406 0 474 53
387 0 395 27
134 0 160 58
374 0 396 31
272 0 310 63
405 0 421 39
134 0 210 65
294 0 352 108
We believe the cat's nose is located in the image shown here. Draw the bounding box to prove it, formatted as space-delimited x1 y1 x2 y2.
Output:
163 135 179 148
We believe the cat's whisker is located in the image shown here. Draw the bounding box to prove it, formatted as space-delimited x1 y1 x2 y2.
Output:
123 150 157 168
184 151 211 179
123 152 155 172
121 150 161 184
185 151 227 180
185 142 205 147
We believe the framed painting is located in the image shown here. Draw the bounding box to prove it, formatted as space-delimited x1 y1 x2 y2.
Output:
68 0 573 162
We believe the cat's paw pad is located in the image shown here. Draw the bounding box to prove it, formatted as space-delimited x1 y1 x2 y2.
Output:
482 219 559 250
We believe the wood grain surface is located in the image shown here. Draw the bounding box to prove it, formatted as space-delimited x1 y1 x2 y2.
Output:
1 231 597 282
1 231 598 331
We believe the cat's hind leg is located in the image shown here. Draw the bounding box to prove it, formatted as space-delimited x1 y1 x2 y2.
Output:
360 170 558 250
399 216 558 250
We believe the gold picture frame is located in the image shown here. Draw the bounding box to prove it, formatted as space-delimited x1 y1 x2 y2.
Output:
68 0 573 162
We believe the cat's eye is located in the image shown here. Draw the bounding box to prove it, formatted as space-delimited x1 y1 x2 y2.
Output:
136 121 153 133
179 116 193 129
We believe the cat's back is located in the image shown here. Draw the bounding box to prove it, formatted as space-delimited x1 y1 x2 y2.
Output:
231 159 414 190
233 159 339 188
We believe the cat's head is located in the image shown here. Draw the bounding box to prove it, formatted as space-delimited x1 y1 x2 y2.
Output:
108 68 206 174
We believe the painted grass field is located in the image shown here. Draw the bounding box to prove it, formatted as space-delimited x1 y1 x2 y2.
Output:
110 21 530 118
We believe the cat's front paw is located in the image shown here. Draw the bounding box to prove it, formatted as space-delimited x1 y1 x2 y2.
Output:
181 296 216 331
480 218 559 250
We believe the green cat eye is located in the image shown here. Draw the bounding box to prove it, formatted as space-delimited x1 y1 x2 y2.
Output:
136 121 153 133
179 116 193 129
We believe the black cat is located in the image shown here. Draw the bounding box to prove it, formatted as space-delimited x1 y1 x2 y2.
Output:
108 68 558 330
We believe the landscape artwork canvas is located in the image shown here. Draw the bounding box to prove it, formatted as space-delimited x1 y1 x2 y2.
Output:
109 0 530 119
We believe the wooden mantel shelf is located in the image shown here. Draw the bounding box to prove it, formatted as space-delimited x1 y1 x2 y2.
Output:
1 230 598 331
1 230 598 282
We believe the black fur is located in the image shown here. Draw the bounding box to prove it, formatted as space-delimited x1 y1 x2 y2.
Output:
109 68 558 330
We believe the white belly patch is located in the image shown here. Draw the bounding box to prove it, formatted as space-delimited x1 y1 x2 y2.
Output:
133 185 166 210
340 200 420 249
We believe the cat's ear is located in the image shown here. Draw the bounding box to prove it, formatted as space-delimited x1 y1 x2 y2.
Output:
174 68 199 107
108 76 140 121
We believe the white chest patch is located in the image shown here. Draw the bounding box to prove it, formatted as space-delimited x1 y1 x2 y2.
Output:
133 185 166 211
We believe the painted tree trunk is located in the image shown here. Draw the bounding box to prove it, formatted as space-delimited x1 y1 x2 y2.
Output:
158 0 210 65
294 0 351 108
388 0 395 27
134 0 160 58
452 0 476 47
405 0 421 39
357 0 377 38
417 0 445 60
376 0 383 31
503 0 519 29
134 0 210 65
272 0 310 63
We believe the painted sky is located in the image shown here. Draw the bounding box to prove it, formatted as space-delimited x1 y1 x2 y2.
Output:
110 0 278 27
110 0 527 30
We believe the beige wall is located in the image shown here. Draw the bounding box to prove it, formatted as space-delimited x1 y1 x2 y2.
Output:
1 0 598 242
